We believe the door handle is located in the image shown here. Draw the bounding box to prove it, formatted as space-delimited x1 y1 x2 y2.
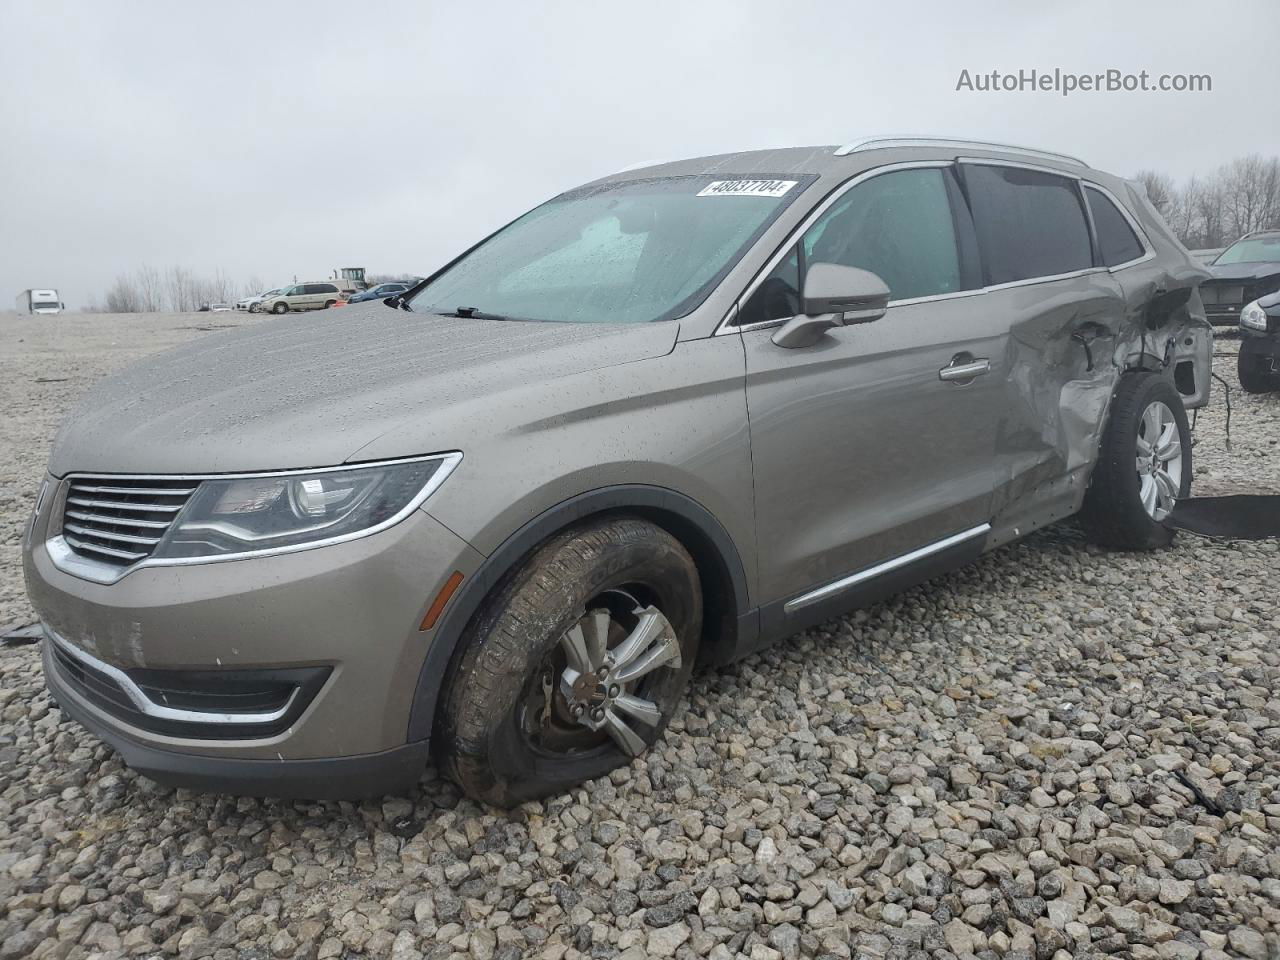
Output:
938 357 991 383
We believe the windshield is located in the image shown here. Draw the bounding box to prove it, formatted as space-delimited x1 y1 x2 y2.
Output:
1214 235 1280 265
409 175 810 324
32 301 58 310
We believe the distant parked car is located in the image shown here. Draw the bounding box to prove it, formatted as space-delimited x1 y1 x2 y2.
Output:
1199 230 1280 326
257 282 344 314
237 288 284 313
209 303 232 313
348 282 413 304
1239 291 1280 393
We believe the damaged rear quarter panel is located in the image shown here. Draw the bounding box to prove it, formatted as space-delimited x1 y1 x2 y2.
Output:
987 179 1211 548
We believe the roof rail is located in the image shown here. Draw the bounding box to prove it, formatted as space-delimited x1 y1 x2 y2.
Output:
834 136 1089 168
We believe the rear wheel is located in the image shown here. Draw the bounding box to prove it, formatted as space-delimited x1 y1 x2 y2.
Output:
1238 339 1280 394
1080 372 1191 550
272 302 288 314
437 517 701 807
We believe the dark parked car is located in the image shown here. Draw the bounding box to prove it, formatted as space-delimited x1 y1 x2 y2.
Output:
25 137 1212 805
348 282 413 304
1239 291 1280 393
1199 230 1280 326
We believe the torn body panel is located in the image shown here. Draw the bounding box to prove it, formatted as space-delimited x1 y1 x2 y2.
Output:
988 183 1211 548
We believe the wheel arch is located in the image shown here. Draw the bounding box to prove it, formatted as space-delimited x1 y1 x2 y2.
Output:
406 484 755 743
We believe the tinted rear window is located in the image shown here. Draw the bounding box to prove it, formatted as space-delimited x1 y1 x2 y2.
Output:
1084 186 1144 266
964 165 1093 284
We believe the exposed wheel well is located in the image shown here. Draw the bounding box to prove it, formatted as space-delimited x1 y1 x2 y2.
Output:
584 505 741 667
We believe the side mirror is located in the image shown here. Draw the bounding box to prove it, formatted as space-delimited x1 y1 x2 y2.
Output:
772 264 890 348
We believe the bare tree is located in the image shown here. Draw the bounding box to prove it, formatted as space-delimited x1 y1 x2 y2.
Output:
165 265 197 312
1219 154 1280 239
104 275 143 313
136 264 164 312
1134 170 1177 219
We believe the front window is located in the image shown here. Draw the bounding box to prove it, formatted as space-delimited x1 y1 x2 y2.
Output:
737 167 976 327
409 175 812 324
1214 235 1280 265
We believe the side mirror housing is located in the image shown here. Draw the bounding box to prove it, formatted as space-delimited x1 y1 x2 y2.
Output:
772 264 890 348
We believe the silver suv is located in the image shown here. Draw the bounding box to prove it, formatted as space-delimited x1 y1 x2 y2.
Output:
24 138 1212 805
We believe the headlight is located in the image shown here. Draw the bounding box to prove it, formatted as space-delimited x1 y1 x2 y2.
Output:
1241 300 1269 332
151 453 460 560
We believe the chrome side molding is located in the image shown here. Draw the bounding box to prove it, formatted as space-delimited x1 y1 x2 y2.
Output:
784 523 992 613
44 627 297 726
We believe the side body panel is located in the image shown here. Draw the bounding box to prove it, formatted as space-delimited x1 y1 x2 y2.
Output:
985 272 1128 547
741 294 1005 609
416 334 759 599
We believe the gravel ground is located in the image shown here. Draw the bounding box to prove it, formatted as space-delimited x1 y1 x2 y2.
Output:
1 312 1278 960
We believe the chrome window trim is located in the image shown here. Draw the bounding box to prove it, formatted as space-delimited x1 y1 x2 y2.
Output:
44 626 299 725
46 452 463 585
716 157 1164 337
784 523 991 613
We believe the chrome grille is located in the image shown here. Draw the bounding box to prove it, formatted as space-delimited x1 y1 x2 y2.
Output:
61 477 197 566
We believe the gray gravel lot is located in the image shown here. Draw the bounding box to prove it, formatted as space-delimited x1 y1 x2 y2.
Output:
1 312 1278 960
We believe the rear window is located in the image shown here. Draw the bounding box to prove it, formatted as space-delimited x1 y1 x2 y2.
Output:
1084 186 1145 266
964 165 1093 284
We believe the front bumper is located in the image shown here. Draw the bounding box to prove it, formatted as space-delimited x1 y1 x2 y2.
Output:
43 640 430 799
1240 328 1280 365
24 483 484 796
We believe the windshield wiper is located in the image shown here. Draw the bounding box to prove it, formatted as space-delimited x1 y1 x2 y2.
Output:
448 306 516 321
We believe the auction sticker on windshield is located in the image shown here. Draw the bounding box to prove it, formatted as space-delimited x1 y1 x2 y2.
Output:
697 179 797 198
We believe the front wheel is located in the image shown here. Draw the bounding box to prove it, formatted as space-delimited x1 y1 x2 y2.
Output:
437 517 701 807
1080 372 1191 550
272 302 288 315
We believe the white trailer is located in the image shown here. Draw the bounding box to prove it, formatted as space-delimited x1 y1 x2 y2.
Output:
14 289 63 314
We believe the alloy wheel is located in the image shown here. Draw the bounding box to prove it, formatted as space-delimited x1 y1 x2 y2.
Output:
1135 400 1182 522
522 589 682 758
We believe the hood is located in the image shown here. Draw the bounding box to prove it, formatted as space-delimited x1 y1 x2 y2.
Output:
1204 261 1280 283
49 302 679 476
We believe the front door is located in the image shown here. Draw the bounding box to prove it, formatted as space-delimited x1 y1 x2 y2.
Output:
736 165 1008 627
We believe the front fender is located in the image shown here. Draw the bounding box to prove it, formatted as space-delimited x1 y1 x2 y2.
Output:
406 484 755 743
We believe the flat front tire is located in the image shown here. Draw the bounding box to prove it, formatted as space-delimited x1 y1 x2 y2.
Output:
1080 372 1191 550
437 517 701 807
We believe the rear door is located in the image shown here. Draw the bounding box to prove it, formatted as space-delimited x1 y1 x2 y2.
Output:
736 163 1006 625
959 162 1129 538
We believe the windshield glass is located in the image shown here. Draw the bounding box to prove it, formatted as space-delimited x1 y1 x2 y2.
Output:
33 302 58 310
1214 235 1280 265
409 175 809 323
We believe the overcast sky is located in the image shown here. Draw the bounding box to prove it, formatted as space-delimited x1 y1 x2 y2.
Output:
3 0 1277 309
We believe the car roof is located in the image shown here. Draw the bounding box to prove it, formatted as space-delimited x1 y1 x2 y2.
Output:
590 138 1093 187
